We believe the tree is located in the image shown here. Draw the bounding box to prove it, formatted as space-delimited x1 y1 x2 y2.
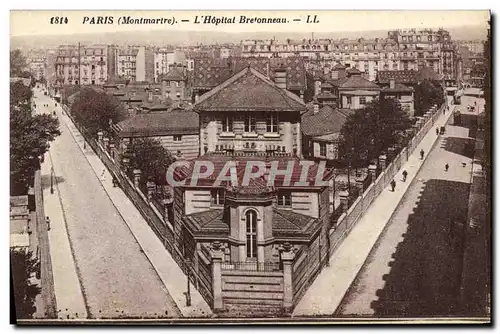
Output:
414 79 445 116
10 81 33 106
10 49 27 77
121 138 175 186
70 87 125 136
339 98 413 165
10 107 61 195
11 249 41 319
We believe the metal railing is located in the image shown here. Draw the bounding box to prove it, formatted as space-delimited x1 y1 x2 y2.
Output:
221 261 282 272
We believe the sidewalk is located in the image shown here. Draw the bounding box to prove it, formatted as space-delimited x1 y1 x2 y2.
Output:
293 101 456 316
42 151 88 320
55 105 212 318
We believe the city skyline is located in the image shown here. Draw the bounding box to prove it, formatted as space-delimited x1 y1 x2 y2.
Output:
11 10 490 37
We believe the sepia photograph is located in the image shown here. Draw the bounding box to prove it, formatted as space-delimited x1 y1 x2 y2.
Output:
8 9 492 325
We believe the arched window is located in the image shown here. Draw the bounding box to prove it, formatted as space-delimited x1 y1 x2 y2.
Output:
245 210 257 259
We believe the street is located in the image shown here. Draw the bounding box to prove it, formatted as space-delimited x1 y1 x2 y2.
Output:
34 88 181 319
337 98 479 317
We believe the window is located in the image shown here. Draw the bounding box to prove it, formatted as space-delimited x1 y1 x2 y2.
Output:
245 210 257 259
359 96 367 105
346 96 352 105
277 191 292 208
173 135 182 142
266 112 278 133
244 113 256 132
222 116 233 132
211 189 225 206
319 143 327 157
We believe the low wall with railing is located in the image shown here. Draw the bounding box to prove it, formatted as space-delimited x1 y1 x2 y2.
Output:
34 170 57 319
328 103 445 256
63 106 214 308
291 234 322 305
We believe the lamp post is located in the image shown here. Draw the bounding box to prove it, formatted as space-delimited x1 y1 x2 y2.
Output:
50 166 55 194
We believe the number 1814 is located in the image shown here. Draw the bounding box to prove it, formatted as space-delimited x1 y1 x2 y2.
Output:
50 17 68 24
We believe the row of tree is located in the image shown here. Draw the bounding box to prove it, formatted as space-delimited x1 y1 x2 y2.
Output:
10 50 61 195
10 49 56 319
69 88 175 187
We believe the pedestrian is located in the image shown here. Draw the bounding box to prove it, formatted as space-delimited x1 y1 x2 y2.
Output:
46 217 51 231
445 163 449 172
390 179 396 192
420 149 425 160
100 169 106 183
402 170 408 182
436 127 440 135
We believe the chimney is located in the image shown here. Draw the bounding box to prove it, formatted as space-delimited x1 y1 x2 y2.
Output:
390 79 395 89
313 99 320 113
274 67 287 90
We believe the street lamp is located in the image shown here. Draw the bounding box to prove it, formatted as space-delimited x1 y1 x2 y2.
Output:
50 166 55 194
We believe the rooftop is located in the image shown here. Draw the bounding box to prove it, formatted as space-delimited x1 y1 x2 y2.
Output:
301 105 353 138
182 207 321 241
113 108 199 137
193 66 306 113
174 154 334 191
338 75 381 90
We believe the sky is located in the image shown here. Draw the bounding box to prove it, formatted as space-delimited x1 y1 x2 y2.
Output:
10 10 490 37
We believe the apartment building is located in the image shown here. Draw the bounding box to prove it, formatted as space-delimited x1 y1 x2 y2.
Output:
54 44 108 86
28 57 46 81
115 46 146 82
154 49 186 83
240 29 459 84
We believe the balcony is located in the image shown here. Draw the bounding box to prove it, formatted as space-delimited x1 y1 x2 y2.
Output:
221 261 282 272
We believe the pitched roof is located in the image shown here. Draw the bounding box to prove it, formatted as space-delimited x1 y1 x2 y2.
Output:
113 109 199 137
346 68 362 75
272 208 321 239
380 82 414 93
160 68 185 82
182 207 320 240
338 75 381 90
301 105 353 137
183 209 229 237
192 57 307 91
377 70 419 85
333 63 347 70
193 67 306 112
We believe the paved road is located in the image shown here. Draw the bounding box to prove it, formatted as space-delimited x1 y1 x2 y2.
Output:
337 102 477 317
34 88 180 319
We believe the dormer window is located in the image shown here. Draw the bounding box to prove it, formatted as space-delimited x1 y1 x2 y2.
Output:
277 190 292 208
211 189 225 206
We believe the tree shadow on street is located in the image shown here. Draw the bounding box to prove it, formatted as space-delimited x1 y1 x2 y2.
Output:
440 137 475 160
370 179 471 317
